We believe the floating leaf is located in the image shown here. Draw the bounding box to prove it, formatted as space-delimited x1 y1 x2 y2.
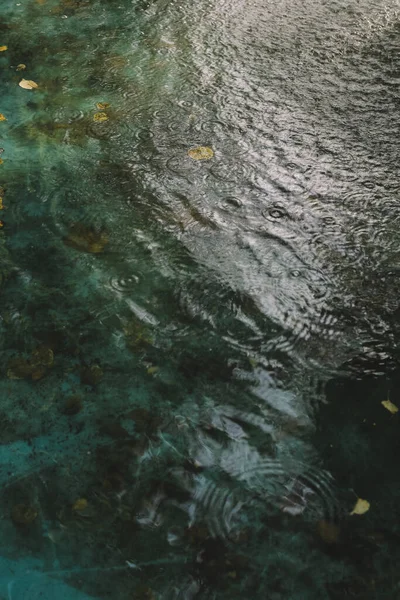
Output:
72 498 88 512
188 146 214 160
147 366 159 375
16 63 26 71
19 79 38 90
96 102 110 110
0 114 6 122
381 399 398 414
350 498 370 516
93 111 109 123
0 46 7 52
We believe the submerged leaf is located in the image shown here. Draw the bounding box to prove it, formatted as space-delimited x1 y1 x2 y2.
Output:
31 345 54 367
16 64 26 71
19 79 39 90
11 504 37 525
147 366 159 375
350 498 370 516
72 498 88 512
381 399 398 414
63 223 108 253
93 112 109 123
0 46 7 52
188 146 214 160
96 102 110 110
0 114 6 122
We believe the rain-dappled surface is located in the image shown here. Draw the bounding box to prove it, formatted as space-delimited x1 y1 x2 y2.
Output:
1 0 400 597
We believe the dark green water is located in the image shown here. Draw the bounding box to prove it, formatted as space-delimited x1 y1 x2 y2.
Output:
1 0 400 598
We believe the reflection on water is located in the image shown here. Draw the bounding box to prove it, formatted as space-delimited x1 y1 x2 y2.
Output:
1 0 400 597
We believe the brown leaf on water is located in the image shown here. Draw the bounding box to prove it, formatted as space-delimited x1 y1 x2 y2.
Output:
381 399 398 414
350 498 370 516
19 79 39 90
16 64 26 71
0 114 6 122
93 112 109 123
188 146 214 160
0 46 7 52
96 102 110 110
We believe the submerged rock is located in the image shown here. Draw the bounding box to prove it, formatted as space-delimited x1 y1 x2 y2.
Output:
62 395 83 415
80 364 103 386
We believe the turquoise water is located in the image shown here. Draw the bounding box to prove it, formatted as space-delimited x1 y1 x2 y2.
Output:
1 0 400 597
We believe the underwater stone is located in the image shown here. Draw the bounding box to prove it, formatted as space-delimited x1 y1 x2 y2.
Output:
62 395 83 415
80 364 103 386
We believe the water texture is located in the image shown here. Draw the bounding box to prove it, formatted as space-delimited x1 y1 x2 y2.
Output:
0 0 400 598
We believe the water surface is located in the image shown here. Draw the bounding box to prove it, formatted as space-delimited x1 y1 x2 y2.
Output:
0 0 400 598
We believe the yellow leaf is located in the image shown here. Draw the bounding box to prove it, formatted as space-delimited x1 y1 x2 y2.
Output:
147 366 159 375
93 112 109 123
381 399 398 414
0 221 3 228
16 64 26 71
96 102 110 110
350 498 370 516
188 146 214 160
0 46 8 52
0 158 3 165
19 79 39 90
72 498 88 512
0 114 6 122
0 198 3 210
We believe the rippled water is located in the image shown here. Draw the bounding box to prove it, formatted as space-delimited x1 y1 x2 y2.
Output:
1 0 400 598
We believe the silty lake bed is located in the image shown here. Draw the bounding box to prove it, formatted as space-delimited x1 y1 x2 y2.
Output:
0 0 400 598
